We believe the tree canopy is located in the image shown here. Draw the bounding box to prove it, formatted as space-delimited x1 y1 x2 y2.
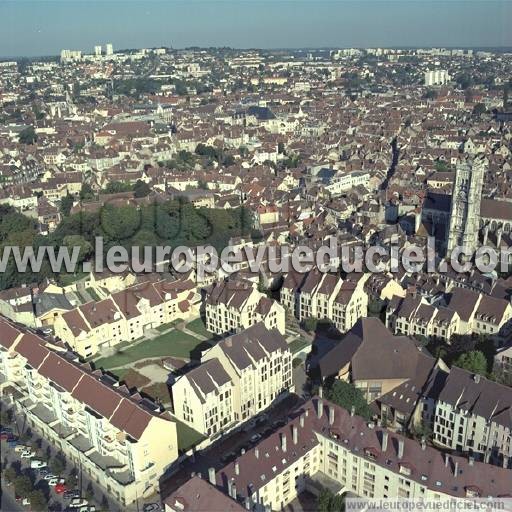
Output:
324 379 372 420
453 350 488 376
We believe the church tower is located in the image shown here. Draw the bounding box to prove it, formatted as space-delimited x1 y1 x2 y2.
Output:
446 154 485 256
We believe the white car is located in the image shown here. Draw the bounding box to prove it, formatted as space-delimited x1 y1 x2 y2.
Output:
30 459 47 469
20 449 36 458
14 445 30 453
22 498 30 506
69 498 89 508
48 477 66 486
43 473 57 481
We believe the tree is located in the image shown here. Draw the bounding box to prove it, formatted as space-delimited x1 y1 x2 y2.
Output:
133 179 151 198
49 455 66 476
3 467 17 484
62 235 93 264
472 102 487 117
60 193 74 217
28 490 47 512
79 183 95 201
0 408 12 425
103 181 132 194
18 126 37 145
14 475 33 498
303 317 318 333
325 379 372 420
317 487 345 512
453 350 488 376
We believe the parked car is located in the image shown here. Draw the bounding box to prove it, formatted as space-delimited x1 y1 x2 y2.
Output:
22 498 31 506
256 414 268 424
14 444 30 453
0 432 10 440
20 449 36 458
43 474 57 481
143 504 161 512
69 498 89 508
55 483 67 494
48 477 66 486
63 489 81 500
30 459 47 469
38 468 50 477
0 426 13 434
7 436 19 447
250 433 262 443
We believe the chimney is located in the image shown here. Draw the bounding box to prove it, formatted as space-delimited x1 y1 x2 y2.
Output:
281 433 287 452
319 385 323 398
381 431 388 452
293 425 298 445
420 436 426 451
445 454 450 467
240 448 246 456
397 439 404 459
208 467 216 486
300 414 305 428
468 456 475 466
454 461 459 477
227 479 233 497
235 461 240 475
329 407 335 425
317 398 324 419
305 408 309 417
350 405 355 417
245 498 251 510
231 483 237 499
503 455 509 469
255 447 259 459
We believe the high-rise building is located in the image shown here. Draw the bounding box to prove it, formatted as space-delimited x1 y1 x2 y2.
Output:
447 155 486 256
106 43 114 55
60 49 82 64
424 69 450 86
94 45 102 56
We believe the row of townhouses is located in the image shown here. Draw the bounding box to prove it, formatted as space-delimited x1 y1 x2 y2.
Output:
281 269 369 333
166 398 512 512
172 323 293 437
387 287 512 343
204 279 285 336
318 318 512 468
54 277 198 357
0 317 179 505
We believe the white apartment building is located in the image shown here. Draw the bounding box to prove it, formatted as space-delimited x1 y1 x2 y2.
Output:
387 288 512 343
205 279 285 336
172 358 237 437
201 323 293 423
212 398 511 511
0 317 179 505
281 270 368 333
432 367 512 466
54 277 198 357
424 69 450 86
325 170 370 196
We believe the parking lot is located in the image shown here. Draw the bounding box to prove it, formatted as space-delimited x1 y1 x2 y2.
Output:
1 407 163 512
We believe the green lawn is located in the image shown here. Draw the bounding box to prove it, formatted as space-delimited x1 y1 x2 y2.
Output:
86 287 101 301
93 330 204 369
156 319 183 333
175 418 205 452
186 318 211 338
288 337 311 354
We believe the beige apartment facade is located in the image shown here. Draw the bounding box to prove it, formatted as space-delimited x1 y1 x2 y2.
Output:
0 318 179 505
205 279 285 336
54 278 197 357
201 323 293 423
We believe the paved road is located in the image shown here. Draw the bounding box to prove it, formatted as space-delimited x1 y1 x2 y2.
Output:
160 393 304 499
1 485 23 512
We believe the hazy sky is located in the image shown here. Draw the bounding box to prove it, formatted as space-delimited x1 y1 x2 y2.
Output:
1 1 511 57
